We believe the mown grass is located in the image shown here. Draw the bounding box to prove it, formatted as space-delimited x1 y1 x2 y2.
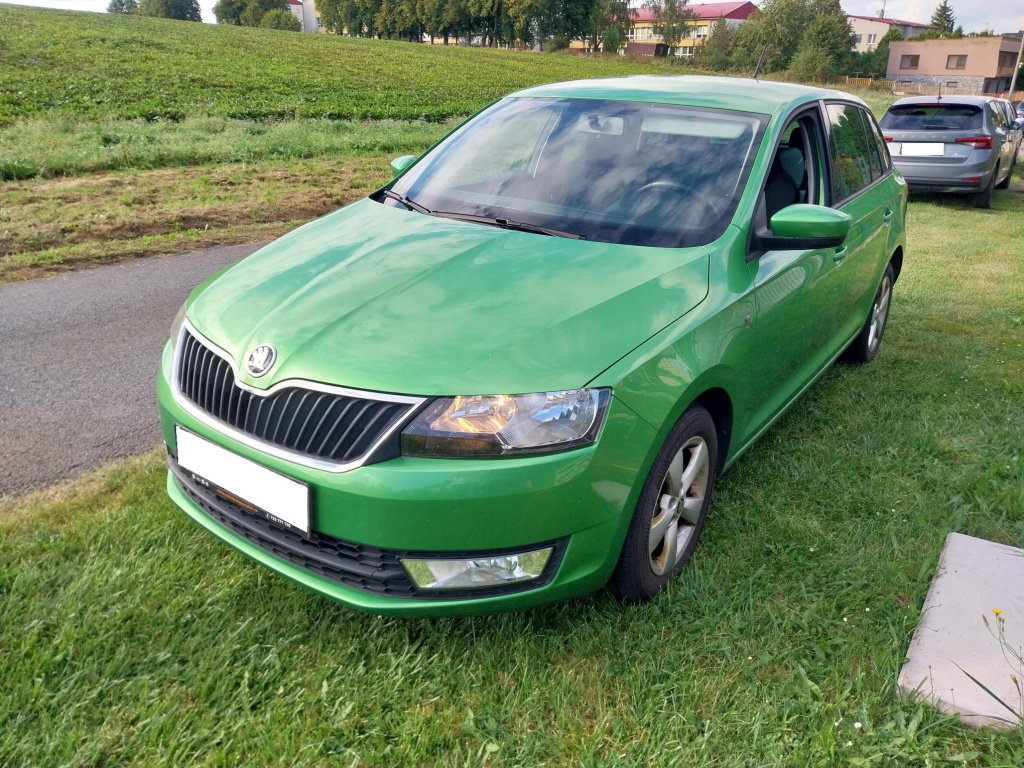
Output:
0 117 455 179
2 189 1023 765
0 155 395 282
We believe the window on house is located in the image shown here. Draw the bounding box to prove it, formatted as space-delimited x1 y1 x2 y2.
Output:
854 34 863 44
946 81 958 88
946 55 967 69
901 55 919 69
999 52 1016 68
677 46 694 57
867 33 876 43
694 26 708 39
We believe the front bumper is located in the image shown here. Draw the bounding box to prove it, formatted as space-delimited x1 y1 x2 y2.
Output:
157 342 659 616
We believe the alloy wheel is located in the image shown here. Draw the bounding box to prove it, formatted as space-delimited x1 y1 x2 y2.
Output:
649 435 710 576
867 274 892 353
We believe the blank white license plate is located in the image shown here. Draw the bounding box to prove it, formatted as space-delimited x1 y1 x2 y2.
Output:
899 142 944 157
176 426 310 534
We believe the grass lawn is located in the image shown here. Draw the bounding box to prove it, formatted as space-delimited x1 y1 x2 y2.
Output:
0 154 395 282
2 186 1023 765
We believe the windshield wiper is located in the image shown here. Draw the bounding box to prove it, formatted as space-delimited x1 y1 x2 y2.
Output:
433 212 587 240
380 191 586 240
381 188 432 215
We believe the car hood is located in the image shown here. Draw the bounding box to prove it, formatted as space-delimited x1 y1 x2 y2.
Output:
186 199 709 396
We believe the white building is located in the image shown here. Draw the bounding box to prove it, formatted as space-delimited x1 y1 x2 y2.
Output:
848 14 935 53
286 0 319 32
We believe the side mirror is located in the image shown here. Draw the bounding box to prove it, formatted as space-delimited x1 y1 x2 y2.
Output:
390 155 417 176
1013 119 1024 131
755 204 852 251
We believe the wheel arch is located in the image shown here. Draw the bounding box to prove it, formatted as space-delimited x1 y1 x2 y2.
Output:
889 245 904 284
690 387 733 474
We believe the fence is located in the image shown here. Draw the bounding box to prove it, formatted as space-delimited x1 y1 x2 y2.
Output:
837 75 1011 99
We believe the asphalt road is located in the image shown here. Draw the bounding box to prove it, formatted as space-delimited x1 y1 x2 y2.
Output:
0 244 263 497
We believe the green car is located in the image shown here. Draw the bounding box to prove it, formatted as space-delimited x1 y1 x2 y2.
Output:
158 76 907 616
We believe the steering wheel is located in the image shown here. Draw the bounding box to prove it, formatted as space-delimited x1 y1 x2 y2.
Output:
633 180 723 221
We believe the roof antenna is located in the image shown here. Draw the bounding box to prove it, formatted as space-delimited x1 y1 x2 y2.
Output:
753 43 768 81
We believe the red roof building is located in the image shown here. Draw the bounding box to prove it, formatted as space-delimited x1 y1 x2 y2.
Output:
626 1 758 57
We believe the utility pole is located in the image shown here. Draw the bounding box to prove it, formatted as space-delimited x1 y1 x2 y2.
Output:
1009 32 1024 102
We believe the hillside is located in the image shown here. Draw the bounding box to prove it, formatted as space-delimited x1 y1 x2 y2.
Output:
0 5 683 125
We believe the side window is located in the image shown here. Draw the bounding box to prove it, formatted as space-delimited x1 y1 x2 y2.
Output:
989 103 1006 130
825 103 874 202
762 113 826 221
864 111 892 172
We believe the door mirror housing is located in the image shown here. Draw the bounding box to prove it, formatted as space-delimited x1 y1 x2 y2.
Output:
390 155 417 176
754 204 852 251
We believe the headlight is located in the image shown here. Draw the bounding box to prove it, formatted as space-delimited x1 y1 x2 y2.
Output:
168 300 188 352
401 388 610 458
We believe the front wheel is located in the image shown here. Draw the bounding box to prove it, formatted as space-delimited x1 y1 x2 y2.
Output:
608 405 718 602
844 262 894 364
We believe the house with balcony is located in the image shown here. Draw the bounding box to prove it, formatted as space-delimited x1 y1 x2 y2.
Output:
622 1 758 58
848 14 934 53
886 35 1022 94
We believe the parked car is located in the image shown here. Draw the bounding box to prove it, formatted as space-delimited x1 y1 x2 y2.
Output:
996 98 1024 158
158 77 908 616
879 96 1021 207
1016 101 1024 120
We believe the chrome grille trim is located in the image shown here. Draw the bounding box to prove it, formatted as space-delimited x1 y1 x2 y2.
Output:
170 318 427 473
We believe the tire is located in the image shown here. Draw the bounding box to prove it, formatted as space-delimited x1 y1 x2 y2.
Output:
608 404 718 602
996 156 1014 190
844 262 894 364
974 169 996 208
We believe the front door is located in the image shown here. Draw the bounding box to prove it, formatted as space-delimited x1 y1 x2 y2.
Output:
746 111 844 435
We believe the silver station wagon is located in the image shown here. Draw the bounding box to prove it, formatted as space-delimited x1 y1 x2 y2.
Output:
879 95 1021 208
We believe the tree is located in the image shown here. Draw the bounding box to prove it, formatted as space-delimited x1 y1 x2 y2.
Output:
107 0 139 13
239 0 286 26
870 25 902 73
789 40 833 81
589 0 633 53
138 0 202 20
694 15 737 70
602 23 621 52
644 0 693 53
260 6 301 28
733 0 811 73
213 0 246 23
931 0 955 34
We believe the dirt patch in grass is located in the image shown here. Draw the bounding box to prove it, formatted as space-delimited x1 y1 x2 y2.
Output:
0 156 392 281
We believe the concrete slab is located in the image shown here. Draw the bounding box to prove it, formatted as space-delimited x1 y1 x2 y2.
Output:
899 533 1024 728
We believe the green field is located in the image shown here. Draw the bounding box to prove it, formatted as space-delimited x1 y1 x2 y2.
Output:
0 5 687 125
3 188 1024 764
0 5 903 281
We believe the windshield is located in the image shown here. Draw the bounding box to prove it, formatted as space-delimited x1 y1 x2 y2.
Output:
384 98 766 248
880 104 984 131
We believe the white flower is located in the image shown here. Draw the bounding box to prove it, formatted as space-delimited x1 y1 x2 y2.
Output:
854 722 862 730
865 608 870 612
843 617 848 623
846 740 853 747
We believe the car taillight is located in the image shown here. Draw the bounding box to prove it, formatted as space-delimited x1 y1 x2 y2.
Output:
955 136 993 150
884 136 893 142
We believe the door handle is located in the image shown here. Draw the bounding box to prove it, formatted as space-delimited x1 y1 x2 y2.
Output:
833 245 847 265
883 209 893 227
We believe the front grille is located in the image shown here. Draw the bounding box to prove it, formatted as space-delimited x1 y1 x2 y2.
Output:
168 452 566 599
176 329 414 466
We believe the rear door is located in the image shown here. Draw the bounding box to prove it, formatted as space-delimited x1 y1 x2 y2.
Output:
822 102 892 345
879 102 988 171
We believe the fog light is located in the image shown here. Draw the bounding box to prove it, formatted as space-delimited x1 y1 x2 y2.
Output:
401 548 553 590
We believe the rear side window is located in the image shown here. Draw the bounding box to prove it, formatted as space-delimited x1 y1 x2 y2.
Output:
879 104 983 131
825 103 874 201
864 111 892 173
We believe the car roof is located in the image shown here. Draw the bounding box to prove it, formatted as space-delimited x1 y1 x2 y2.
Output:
889 95 995 108
508 75 864 118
